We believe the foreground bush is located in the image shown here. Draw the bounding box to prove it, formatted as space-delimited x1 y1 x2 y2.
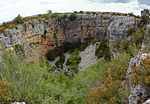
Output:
87 53 131 104
95 40 111 61
131 55 150 85
0 52 106 104
0 52 49 103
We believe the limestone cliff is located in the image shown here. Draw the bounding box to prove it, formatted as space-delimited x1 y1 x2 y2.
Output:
126 53 150 104
0 12 138 61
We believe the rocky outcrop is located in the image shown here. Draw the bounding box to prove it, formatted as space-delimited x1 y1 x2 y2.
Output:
107 16 136 57
128 85 150 104
48 52 70 72
108 16 136 40
143 99 150 104
126 53 150 104
0 12 138 61
78 44 98 70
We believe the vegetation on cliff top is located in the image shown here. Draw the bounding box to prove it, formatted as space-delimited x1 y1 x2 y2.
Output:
0 10 141 34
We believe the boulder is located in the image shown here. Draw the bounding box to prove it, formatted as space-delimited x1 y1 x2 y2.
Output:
126 52 150 104
143 99 150 104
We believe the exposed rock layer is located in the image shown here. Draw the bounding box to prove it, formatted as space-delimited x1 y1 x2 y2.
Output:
78 44 98 70
0 12 138 61
126 53 150 104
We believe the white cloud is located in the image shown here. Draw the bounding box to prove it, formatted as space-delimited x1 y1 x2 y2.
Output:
88 0 129 3
0 0 150 23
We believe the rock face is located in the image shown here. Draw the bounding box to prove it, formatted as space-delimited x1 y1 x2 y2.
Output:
48 52 70 72
78 44 98 70
107 16 136 57
108 16 136 40
0 12 138 61
126 53 150 104
143 99 150 104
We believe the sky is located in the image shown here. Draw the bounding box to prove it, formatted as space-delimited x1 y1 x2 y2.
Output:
0 0 150 23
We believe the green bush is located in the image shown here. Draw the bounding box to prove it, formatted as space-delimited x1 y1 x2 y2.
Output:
95 40 111 61
87 53 131 104
46 41 90 61
0 51 107 104
111 28 146 56
141 9 150 24
69 14 77 21
131 55 150 85
67 49 81 73
0 52 50 103
47 10 52 14
111 39 130 53
131 29 144 47
74 11 78 13
79 11 84 13
50 13 60 18
127 27 136 36
13 15 23 24
14 44 25 58
0 22 18 33
46 47 62 61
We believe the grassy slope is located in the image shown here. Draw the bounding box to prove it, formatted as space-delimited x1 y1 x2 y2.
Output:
0 52 106 104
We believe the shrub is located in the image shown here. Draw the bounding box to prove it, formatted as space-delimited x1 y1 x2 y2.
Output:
127 27 136 36
14 44 25 58
13 15 23 24
46 47 63 61
128 12 134 16
131 55 150 85
131 29 144 46
50 13 59 18
95 40 111 61
0 81 9 103
126 44 140 57
141 9 150 24
47 10 52 14
0 51 107 104
79 11 84 13
141 16 149 24
0 22 17 33
69 14 77 21
87 53 131 104
0 52 50 103
46 41 89 61
74 11 78 13
67 49 81 73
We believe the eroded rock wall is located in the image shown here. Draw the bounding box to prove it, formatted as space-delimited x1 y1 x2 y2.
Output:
126 53 150 104
0 12 138 61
